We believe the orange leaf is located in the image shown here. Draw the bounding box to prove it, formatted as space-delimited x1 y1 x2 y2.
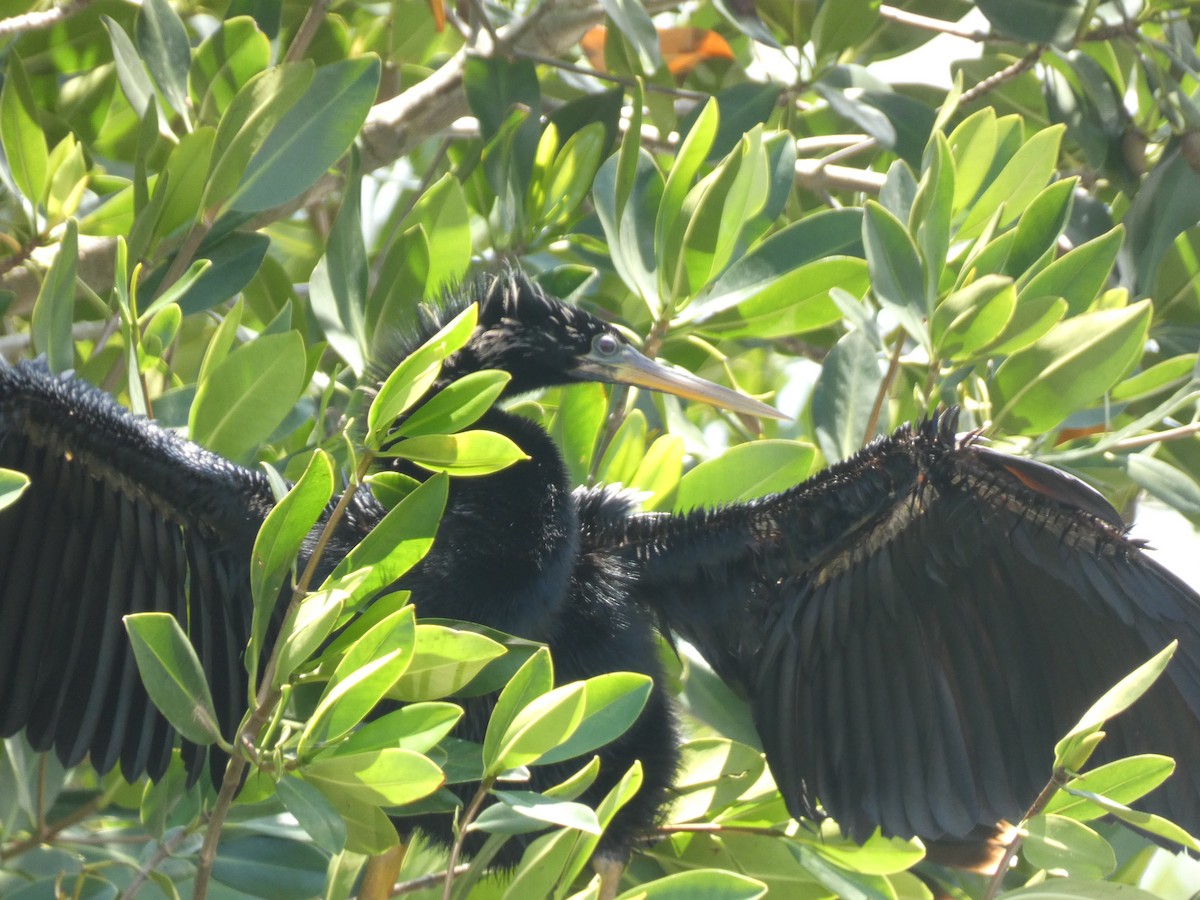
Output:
578 26 735 77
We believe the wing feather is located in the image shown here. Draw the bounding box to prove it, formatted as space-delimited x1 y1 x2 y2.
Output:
594 412 1200 841
0 361 274 783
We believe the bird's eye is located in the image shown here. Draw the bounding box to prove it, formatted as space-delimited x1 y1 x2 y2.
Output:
594 334 620 357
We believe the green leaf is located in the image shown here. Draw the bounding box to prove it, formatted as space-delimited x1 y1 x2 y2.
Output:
189 17 270 121
1124 454 1200 518
311 148 368 374
630 434 684 510
102 16 161 123
980 294 1067 357
488 681 587 774
396 371 511 438
863 200 929 350
932 275 1016 360
698 257 860 338
276 776 347 853
0 469 30 511
231 56 381 213
1 51 49 207
601 0 660 72
679 128 770 296
188 330 307 459
472 791 601 835
811 330 883 463
123 613 222 746
321 474 448 605
1021 814 1115 878
211 836 329 900
1110 354 1197 404
32 219 77 374
992 300 1152 434
614 870 767 900
912 133 954 296
403 173 471 296
303 748 444 807
1020 228 1123 318
594 146 663 314
1054 641 1176 771
385 430 529 476
542 123 606 226
976 0 1087 44
534 672 653 766
658 97 718 286
998 881 1163 899
169 230 269 316
205 62 314 211
812 0 880 57
1044 755 1176 822
675 441 815 510
136 0 191 117
299 606 417 752
368 303 479 440
322 795 400 855
959 125 1065 238
1052 788 1200 853
250 450 335 674
1006 177 1075 280
670 738 765 823
274 587 348 687
483 647 554 770
390 624 507 701
686 210 866 323
329 702 463 757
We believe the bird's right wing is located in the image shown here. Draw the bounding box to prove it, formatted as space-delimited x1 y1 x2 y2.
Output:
587 412 1200 843
0 361 276 783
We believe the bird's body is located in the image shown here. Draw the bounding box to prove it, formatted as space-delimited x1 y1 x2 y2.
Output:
1 271 1200 874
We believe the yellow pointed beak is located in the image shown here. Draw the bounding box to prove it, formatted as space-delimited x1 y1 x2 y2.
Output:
574 344 788 421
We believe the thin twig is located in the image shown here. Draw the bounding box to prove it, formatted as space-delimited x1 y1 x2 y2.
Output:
864 333 904 446
982 769 1068 900
878 4 990 42
960 48 1043 106
1112 421 1200 451
393 864 470 895
0 782 120 861
0 0 96 37
442 778 494 900
284 0 334 63
119 825 197 900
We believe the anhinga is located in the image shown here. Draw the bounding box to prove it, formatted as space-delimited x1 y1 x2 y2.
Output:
1 270 1199 873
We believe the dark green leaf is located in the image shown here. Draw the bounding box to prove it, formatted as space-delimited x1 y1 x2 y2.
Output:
136 0 191 116
812 330 883 463
231 56 380 213
976 0 1087 44
276 775 347 853
210 836 329 900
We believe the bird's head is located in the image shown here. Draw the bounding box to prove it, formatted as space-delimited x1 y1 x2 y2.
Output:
445 271 785 420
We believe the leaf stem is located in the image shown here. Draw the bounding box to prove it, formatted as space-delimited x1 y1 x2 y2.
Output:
442 777 495 900
982 768 1068 900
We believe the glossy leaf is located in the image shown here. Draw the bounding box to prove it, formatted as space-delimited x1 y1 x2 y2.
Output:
123 613 222 746
31 219 77 374
189 330 308 459
303 747 444 807
992 300 1152 433
1 51 48 207
276 775 347 853
391 624 509 701
384 430 529 476
675 441 815 510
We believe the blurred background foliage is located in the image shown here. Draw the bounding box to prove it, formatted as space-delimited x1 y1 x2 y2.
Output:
2 0 1200 897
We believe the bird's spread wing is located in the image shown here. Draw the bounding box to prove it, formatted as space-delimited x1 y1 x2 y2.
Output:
586 411 1200 842
0 361 275 783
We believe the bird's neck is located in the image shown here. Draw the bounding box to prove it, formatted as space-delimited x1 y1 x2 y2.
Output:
388 408 581 639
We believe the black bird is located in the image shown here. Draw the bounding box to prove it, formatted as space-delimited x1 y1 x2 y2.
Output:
1 271 1199 876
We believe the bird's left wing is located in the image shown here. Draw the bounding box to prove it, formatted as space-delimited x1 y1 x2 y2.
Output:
585 412 1200 843
0 361 277 783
